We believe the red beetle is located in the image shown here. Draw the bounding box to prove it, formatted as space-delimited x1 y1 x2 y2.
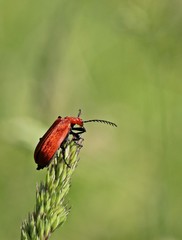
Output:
34 110 117 170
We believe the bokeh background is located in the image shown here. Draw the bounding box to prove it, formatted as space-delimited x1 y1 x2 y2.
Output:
0 1 182 239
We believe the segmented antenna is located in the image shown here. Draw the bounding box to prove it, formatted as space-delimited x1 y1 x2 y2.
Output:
83 119 117 127
77 109 82 117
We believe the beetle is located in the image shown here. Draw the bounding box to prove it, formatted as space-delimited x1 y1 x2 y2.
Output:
34 110 117 170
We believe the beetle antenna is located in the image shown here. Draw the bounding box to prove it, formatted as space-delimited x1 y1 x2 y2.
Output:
78 109 82 117
83 119 117 127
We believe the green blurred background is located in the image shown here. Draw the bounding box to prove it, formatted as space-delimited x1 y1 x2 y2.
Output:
0 1 182 239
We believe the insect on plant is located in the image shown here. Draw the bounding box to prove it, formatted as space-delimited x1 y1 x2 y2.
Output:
34 110 117 170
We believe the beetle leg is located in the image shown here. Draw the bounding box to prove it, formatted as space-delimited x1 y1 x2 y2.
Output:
60 144 71 168
60 138 71 168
